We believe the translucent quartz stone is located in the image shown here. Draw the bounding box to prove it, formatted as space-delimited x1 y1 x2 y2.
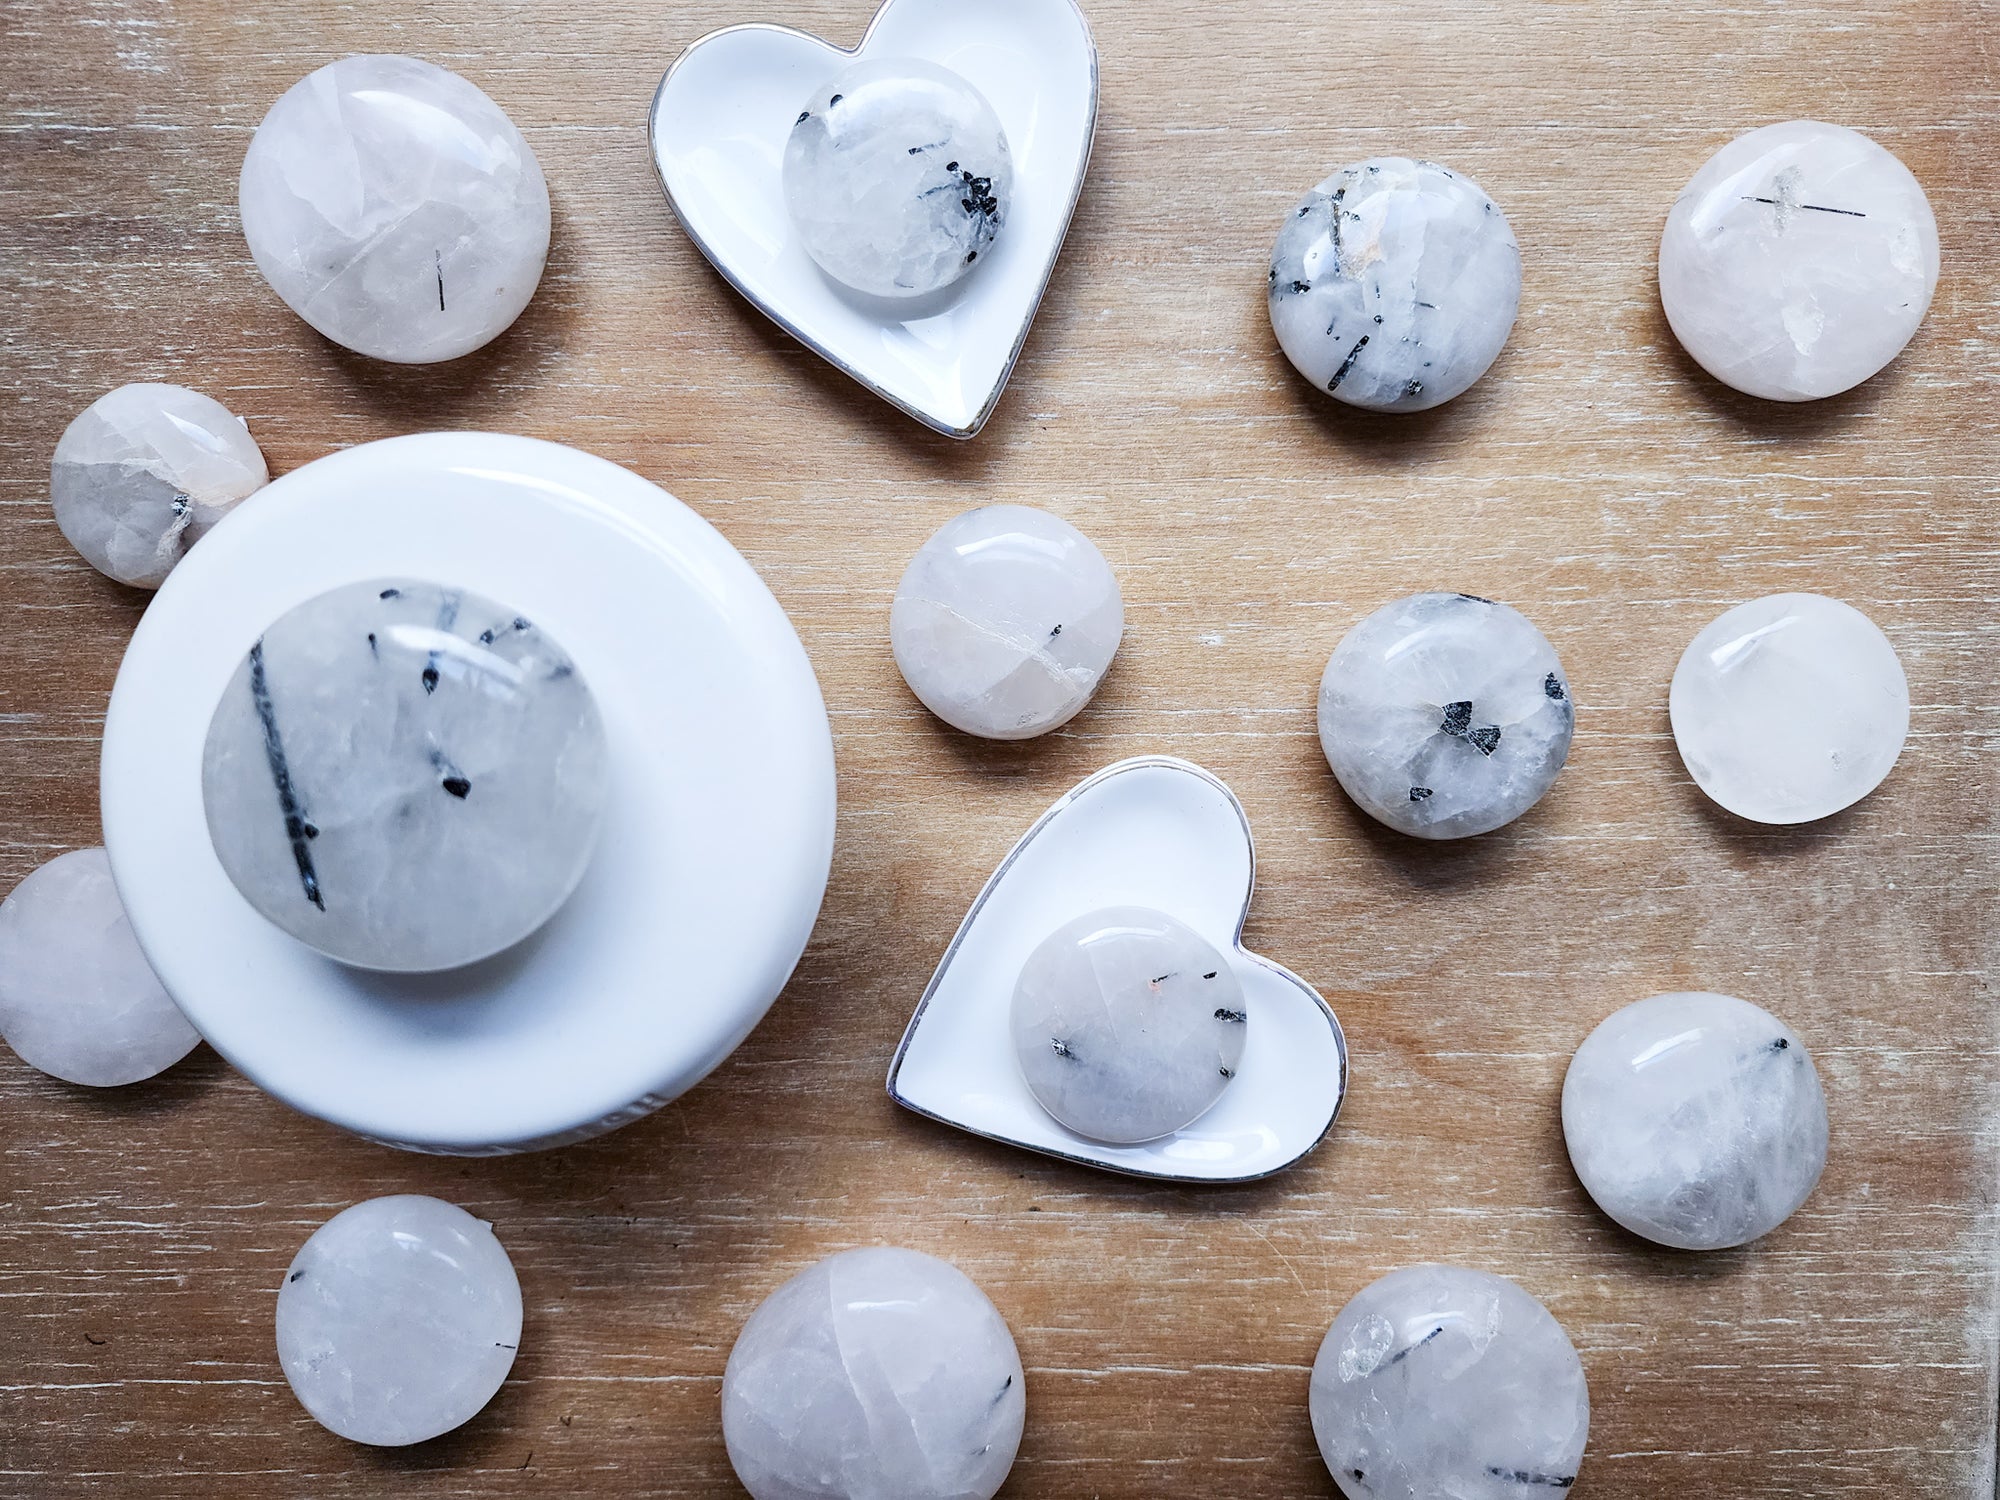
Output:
276 1195 521 1446
890 504 1123 740
49 383 268 589
201 580 609 972
723 1246 1026 1500
1670 592 1908 824
239 55 551 363
1311 1265 1590 1500
1010 906 1246 1144
1317 593 1574 839
1270 158 1521 412
783 58 1012 301
0 848 200 1087
1659 120 1939 401
1563 993 1829 1251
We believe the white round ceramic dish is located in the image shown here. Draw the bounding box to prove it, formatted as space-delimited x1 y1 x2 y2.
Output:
100 433 836 1154
888 757 1349 1182
649 0 1097 439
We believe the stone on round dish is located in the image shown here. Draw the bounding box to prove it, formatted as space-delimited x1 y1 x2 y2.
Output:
723 1246 1026 1500
49 383 268 589
890 503 1123 740
239 54 551 363
1310 1264 1590 1500
276 1195 521 1446
1669 592 1907 824
1563 992 1829 1251
201 579 609 972
1269 158 1521 412
0 847 200 1087
1317 592 1574 839
1659 120 1939 401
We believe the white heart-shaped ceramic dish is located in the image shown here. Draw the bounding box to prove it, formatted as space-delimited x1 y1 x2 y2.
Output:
648 0 1098 438
888 757 1349 1182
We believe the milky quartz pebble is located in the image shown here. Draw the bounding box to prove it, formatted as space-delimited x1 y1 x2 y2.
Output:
277 1195 521 1446
1318 593 1574 839
891 504 1123 740
1563 993 1829 1251
239 55 551 363
201 579 609 972
723 1246 1026 1500
1659 120 1939 401
1670 592 1908 824
784 58 1012 301
0 848 200 1086
1311 1265 1590 1500
49 383 268 589
1270 158 1522 412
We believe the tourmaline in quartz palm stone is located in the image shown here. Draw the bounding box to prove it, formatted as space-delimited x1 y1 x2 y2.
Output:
1563 992 1829 1251
276 1195 522 1446
239 55 551 363
50 383 268 589
783 58 1012 301
723 1246 1026 1500
1659 120 1939 401
1011 906 1246 1144
1669 592 1908 824
1317 593 1574 839
891 504 1123 740
201 580 608 972
1311 1265 1590 1500
0 848 200 1087
1270 158 1522 412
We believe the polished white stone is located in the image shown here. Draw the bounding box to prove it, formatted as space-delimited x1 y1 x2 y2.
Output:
1311 1264 1590 1500
49 384 268 589
891 504 1122 740
201 579 609 972
1270 158 1521 412
783 59 1012 301
239 54 551 363
1659 120 1939 401
0 848 200 1087
276 1195 521 1446
1563 992 1828 1251
1318 593 1574 839
1670 592 1907 824
723 1246 1026 1500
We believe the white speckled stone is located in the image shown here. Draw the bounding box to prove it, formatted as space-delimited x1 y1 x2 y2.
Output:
49 384 268 589
1317 593 1574 839
890 504 1122 740
239 55 551 363
723 1246 1026 1500
783 58 1011 300
1270 158 1521 412
1670 592 1908 824
0 848 200 1087
1563 992 1829 1251
201 580 608 972
277 1195 521 1446
1659 120 1939 401
1311 1265 1590 1500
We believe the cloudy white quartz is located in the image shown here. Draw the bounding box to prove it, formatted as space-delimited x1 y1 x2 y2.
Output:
1311 1265 1590 1500
1318 593 1574 838
783 58 1011 301
723 1246 1026 1500
1659 120 1939 401
1270 158 1521 412
239 54 551 363
891 504 1123 740
201 579 608 972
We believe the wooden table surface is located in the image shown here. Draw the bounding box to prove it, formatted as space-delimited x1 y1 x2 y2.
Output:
3 0 1997 1495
